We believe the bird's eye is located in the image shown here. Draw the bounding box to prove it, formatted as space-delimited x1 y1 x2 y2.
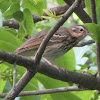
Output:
80 28 84 31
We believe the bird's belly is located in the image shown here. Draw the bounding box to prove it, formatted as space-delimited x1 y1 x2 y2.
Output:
18 40 77 60
43 41 77 60
43 49 63 60
43 46 68 60
18 49 36 57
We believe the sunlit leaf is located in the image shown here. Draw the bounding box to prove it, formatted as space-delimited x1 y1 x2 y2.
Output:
85 0 91 16
3 3 20 19
97 6 100 25
22 0 46 16
0 29 22 47
18 24 25 40
85 23 100 43
0 79 6 93
56 0 65 5
0 0 11 13
11 0 20 3
35 73 80 100
72 91 94 100
54 49 76 71
0 40 16 52
23 8 34 35
92 56 96 64
13 11 24 22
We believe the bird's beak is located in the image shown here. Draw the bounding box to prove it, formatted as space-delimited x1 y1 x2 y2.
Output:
86 32 93 35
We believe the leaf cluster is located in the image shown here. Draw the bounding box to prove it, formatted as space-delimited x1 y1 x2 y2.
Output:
0 0 99 100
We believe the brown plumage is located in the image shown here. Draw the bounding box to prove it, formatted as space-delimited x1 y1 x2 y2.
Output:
14 25 92 60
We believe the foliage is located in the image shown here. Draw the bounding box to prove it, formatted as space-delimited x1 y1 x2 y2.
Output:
0 0 99 100
85 23 100 43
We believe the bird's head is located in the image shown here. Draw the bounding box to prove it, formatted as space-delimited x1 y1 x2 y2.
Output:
68 25 93 39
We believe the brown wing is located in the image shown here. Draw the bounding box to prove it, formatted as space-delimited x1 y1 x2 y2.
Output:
14 27 69 55
45 27 69 52
14 29 49 54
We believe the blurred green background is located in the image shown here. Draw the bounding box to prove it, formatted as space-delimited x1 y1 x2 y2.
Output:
0 0 99 100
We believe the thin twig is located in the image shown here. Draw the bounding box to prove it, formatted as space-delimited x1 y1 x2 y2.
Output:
0 86 86 98
90 0 100 77
3 14 41 29
13 63 17 88
4 69 37 100
76 40 95 47
90 0 97 23
3 3 92 29
96 44 100 77
64 0 92 23
34 0 82 64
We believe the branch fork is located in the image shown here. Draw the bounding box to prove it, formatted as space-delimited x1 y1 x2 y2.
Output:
0 0 95 99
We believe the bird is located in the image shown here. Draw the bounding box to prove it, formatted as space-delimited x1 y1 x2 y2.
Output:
10 25 93 87
14 25 92 60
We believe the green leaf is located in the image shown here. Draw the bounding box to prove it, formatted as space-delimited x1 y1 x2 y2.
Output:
36 73 69 89
15 65 40 100
0 64 11 93
91 91 99 100
56 0 65 5
0 29 22 47
41 94 52 100
95 0 100 9
54 49 76 71
89 45 96 53
3 27 18 36
18 24 26 40
22 0 47 16
51 92 81 100
3 2 20 19
0 64 8 72
85 0 100 17
43 9 57 18
2 80 12 94
0 40 16 52
92 56 96 63
97 6 100 25
72 91 94 100
85 0 91 16
36 73 81 100
13 11 24 22
78 64 89 69
23 8 34 35
11 0 20 3
0 0 12 13
20 79 40 100
82 50 92 58
63 21 72 27
0 79 6 93
85 23 100 43
0 28 22 52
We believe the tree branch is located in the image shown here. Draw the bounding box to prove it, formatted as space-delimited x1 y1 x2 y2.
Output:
76 40 95 47
90 0 97 23
0 86 86 98
3 1 82 99
4 69 37 100
90 0 100 77
64 0 92 23
3 2 92 29
3 14 41 29
0 51 100 90
34 0 82 64
1 0 95 99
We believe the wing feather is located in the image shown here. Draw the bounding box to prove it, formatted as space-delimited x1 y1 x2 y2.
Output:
14 27 69 56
